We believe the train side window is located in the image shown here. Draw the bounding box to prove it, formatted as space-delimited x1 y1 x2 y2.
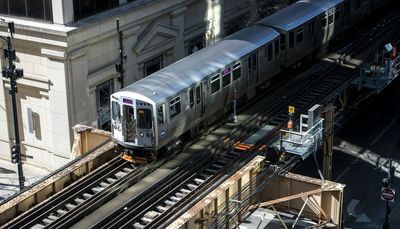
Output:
233 62 241 81
112 101 121 123
157 104 165 124
251 54 257 69
335 9 340 21
280 35 286 51
222 67 231 87
170 96 181 119
344 2 350 15
296 28 304 44
196 86 201 104
321 17 327 28
289 32 294 48
268 43 273 61
211 74 221 94
328 14 334 25
309 20 315 35
274 39 279 57
189 88 194 108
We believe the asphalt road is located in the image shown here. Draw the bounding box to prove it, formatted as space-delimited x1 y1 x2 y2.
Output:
294 79 400 229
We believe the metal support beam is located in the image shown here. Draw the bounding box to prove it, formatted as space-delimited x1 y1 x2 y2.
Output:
322 105 335 180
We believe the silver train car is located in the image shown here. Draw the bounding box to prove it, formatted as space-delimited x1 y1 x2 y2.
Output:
111 0 383 162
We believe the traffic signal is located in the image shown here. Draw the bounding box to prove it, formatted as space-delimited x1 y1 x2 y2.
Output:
115 62 122 73
15 68 23 78
11 145 20 164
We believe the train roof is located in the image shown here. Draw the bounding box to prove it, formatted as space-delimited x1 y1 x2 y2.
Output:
118 27 279 104
301 0 344 11
257 1 322 31
257 0 343 31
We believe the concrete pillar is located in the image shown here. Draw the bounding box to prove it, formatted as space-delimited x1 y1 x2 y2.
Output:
171 7 187 61
52 0 74 25
206 0 224 45
46 56 72 167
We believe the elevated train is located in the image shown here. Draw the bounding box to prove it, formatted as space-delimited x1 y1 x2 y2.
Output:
111 0 382 162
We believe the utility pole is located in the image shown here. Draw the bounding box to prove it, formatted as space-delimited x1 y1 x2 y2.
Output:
1 21 25 190
115 18 124 88
382 160 395 229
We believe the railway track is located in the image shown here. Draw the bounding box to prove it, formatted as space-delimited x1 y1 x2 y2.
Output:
89 6 400 228
4 3 400 229
5 157 137 229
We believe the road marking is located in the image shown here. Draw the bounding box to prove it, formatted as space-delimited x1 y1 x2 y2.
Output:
370 114 400 146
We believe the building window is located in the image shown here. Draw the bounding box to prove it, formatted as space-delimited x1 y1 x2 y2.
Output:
232 62 241 81
296 28 304 44
187 35 205 55
328 14 334 25
73 0 119 21
144 55 163 76
170 96 181 119
96 79 114 130
222 67 231 87
274 39 280 57
289 32 294 48
157 104 165 124
0 0 52 22
268 43 273 61
211 74 221 94
321 17 327 28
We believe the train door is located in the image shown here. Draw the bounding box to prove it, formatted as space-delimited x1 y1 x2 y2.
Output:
157 104 167 146
122 102 136 143
195 82 205 120
187 87 195 123
247 53 258 86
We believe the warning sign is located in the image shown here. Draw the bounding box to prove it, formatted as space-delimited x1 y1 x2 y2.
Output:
288 106 295 114
381 188 396 202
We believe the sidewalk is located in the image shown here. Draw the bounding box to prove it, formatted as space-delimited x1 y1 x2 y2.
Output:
0 158 50 203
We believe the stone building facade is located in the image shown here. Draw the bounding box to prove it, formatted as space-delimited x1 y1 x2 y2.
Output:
0 0 285 170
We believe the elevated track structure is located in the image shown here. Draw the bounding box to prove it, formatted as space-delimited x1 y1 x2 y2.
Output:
1 2 400 228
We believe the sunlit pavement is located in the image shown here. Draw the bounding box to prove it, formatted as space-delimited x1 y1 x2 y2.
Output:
295 80 400 228
0 158 49 203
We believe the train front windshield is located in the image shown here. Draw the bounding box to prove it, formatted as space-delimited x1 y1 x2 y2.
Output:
137 109 152 129
112 101 121 123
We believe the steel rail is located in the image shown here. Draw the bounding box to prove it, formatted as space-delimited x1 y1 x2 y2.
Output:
135 8 400 227
4 156 127 229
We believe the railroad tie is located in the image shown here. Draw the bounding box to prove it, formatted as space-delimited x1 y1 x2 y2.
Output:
187 183 198 190
156 205 169 212
65 203 76 210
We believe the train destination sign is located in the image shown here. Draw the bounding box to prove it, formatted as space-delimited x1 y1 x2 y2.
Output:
381 187 395 202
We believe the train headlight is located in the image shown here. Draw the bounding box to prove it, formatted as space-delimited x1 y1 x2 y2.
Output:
140 132 144 137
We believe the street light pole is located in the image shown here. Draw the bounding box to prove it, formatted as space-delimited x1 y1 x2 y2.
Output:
115 18 124 88
1 22 25 191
